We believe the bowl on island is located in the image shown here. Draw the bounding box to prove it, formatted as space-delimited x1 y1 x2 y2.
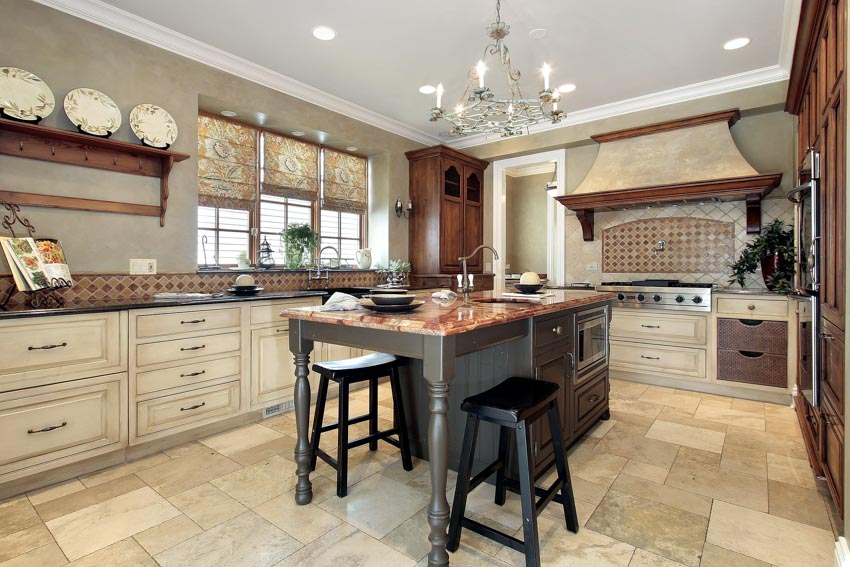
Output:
514 283 543 294
367 294 417 306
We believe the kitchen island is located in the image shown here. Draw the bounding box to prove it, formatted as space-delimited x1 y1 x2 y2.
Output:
283 289 614 566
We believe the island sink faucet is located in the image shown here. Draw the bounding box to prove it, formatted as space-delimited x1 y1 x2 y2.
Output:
458 245 499 299
309 246 341 288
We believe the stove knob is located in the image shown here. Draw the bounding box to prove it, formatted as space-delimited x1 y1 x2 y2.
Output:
653 294 662 302
692 296 703 304
675 295 685 303
637 293 646 302
617 293 626 301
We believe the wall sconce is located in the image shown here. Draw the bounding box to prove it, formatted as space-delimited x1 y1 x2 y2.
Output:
395 197 413 219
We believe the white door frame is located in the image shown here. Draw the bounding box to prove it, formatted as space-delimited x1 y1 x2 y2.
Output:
491 149 566 290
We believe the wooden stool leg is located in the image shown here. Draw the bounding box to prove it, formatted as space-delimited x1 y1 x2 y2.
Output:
447 413 480 553
516 420 541 567
309 375 329 472
390 367 413 471
494 425 510 506
548 401 578 533
368 377 378 451
337 379 350 498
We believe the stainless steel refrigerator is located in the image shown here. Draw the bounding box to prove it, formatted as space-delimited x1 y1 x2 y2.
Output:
788 149 821 406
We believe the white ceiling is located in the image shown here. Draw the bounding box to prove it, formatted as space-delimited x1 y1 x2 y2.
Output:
41 0 798 147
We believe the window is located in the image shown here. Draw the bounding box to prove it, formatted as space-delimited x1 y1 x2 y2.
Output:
196 114 368 267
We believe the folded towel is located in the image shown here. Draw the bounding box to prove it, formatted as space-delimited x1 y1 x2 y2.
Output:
431 289 457 301
319 292 362 311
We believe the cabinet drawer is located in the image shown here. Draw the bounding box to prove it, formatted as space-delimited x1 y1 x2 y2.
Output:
137 381 240 437
574 371 608 430
0 312 122 388
136 332 240 367
534 314 572 350
251 298 321 326
610 310 706 346
0 376 122 472
610 341 706 379
136 356 241 395
717 350 787 388
136 307 241 339
717 318 787 354
716 297 788 318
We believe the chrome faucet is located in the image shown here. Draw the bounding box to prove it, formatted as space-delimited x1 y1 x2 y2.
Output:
458 245 499 299
309 246 340 288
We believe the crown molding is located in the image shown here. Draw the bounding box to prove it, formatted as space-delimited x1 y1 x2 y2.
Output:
446 64 790 150
779 0 803 71
504 162 556 177
33 0 443 146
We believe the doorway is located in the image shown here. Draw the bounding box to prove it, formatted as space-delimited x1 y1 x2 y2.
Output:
491 150 566 290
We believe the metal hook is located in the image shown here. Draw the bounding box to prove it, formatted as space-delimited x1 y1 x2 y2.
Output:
84 151 89 161
19 141 23 151
50 145 55 156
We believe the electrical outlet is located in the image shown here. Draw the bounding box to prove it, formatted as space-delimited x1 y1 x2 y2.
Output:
485 262 492 272
130 259 157 275
586 262 599 272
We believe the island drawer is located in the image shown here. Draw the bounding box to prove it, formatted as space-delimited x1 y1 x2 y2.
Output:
136 355 241 395
135 332 241 367
716 297 788 318
610 341 706 379
717 318 787 355
534 313 573 350
137 380 240 437
573 370 608 432
251 298 321 326
0 312 123 389
0 375 122 473
611 310 707 346
136 307 241 339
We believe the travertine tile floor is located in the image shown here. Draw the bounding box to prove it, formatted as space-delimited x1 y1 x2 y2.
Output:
0 379 839 566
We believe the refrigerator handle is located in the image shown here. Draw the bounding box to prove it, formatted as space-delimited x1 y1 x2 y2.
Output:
811 236 821 291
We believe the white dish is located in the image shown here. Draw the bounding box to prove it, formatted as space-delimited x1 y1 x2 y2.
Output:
129 103 178 148
64 88 121 136
0 67 55 121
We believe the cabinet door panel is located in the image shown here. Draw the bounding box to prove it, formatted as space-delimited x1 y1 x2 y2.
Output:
821 400 844 517
821 319 844 421
820 86 845 328
462 167 484 271
440 199 464 273
251 327 296 406
533 351 568 469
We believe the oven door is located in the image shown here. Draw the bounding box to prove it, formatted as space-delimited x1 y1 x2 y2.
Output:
575 306 609 382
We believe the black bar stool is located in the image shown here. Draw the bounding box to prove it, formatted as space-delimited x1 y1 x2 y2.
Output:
447 376 579 567
310 352 413 497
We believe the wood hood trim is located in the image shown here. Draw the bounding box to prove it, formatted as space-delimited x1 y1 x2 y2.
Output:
590 109 740 143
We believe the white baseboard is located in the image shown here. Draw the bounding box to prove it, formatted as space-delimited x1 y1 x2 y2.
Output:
835 537 850 567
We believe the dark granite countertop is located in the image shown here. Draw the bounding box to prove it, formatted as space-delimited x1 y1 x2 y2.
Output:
0 290 328 320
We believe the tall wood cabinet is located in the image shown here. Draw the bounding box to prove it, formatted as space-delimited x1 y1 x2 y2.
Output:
405 146 489 275
787 0 847 517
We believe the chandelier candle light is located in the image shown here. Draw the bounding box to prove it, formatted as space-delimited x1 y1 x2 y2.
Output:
429 0 569 137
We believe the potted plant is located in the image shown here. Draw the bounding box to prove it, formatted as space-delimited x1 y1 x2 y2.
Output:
376 259 412 287
728 219 795 293
236 250 250 269
281 223 319 270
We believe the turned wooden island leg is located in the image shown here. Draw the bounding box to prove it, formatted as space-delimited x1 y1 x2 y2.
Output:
423 336 456 567
290 322 314 505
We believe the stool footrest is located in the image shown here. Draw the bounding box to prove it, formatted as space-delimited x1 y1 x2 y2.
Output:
318 413 371 433
461 517 526 553
467 460 505 494
347 429 401 450
315 449 338 469
503 477 573 526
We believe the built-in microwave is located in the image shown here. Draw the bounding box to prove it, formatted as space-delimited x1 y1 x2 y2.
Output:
575 305 609 383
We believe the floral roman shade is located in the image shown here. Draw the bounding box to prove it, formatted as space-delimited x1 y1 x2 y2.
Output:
262 132 319 202
322 149 368 213
197 115 258 211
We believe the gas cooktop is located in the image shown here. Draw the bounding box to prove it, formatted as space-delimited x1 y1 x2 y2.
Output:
596 280 715 311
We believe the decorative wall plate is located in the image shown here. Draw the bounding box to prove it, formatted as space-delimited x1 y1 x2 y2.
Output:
64 88 121 136
0 67 55 122
129 104 178 148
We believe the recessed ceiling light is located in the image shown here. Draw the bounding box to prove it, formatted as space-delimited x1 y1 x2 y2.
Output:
291 130 305 137
419 85 436 95
313 26 336 41
346 146 358 152
558 83 577 93
529 28 547 40
220 110 237 117
723 37 750 50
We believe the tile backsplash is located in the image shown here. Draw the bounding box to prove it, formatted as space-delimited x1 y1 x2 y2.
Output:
565 198 794 288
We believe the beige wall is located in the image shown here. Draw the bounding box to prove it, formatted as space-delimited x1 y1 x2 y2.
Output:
505 173 549 275
0 0 422 274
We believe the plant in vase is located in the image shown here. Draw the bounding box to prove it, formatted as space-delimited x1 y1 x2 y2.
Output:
376 259 412 287
280 223 319 270
728 219 796 293
237 250 250 269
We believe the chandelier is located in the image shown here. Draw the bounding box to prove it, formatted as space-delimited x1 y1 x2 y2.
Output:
429 0 567 138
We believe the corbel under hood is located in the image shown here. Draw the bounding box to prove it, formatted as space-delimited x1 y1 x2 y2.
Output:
556 109 782 241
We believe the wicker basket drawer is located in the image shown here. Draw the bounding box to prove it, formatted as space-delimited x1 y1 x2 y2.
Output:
717 349 787 388
717 319 787 355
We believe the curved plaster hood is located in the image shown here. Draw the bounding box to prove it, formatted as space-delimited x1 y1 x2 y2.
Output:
556 109 782 241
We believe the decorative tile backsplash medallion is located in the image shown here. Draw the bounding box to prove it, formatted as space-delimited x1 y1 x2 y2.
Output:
602 217 734 274
0 270 381 307
564 198 794 288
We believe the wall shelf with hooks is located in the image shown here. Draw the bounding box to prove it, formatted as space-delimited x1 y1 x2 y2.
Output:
0 119 190 226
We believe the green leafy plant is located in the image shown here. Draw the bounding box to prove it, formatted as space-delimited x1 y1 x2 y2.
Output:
375 259 412 274
281 224 319 270
728 219 795 293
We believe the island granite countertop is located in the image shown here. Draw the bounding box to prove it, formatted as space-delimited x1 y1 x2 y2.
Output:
282 289 615 336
